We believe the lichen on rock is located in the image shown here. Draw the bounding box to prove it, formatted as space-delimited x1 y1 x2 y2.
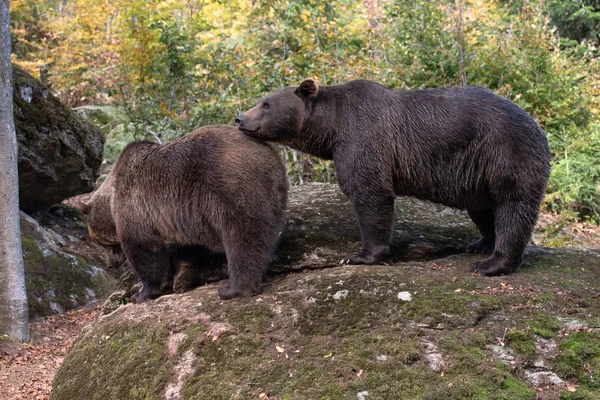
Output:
20 211 115 319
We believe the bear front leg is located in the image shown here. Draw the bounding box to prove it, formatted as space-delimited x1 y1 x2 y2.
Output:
121 237 175 303
343 195 395 265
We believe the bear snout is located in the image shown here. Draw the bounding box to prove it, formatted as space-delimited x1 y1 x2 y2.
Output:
235 114 244 125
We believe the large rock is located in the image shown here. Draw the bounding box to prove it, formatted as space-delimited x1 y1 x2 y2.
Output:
20 209 115 319
13 65 105 213
52 184 600 399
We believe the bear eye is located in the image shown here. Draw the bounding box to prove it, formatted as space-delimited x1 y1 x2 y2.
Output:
262 102 270 109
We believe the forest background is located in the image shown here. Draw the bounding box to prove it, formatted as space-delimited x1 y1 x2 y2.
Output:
9 0 600 222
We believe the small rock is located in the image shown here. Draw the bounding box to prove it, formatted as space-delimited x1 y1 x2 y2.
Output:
357 391 369 400
332 290 349 300
522 370 564 387
421 340 446 372
67 235 81 243
397 291 412 301
376 354 389 361
19 84 33 103
558 317 586 329
487 344 516 364
49 302 64 314
108 290 127 302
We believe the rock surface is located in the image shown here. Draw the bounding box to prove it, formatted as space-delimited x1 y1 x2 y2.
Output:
52 184 600 399
13 65 104 212
20 209 115 319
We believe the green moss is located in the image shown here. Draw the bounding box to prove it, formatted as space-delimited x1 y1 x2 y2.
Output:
181 286 537 400
555 332 600 392
560 387 600 400
529 315 561 339
506 330 535 356
51 324 170 400
502 375 536 399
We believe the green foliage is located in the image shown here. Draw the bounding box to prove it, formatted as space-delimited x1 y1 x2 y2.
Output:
10 0 600 220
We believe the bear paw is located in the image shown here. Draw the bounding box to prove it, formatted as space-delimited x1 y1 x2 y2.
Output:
218 280 260 300
466 237 495 254
130 286 168 304
470 255 518 276
342 248 389 265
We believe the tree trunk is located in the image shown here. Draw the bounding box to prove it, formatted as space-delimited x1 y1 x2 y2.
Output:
455 0 468 86
0 0 29 342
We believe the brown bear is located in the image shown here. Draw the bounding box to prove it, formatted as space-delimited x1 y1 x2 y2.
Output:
77 125 288 302
236 79 551 276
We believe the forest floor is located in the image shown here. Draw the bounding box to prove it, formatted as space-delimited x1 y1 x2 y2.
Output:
0 306 100 400
0 207 598 400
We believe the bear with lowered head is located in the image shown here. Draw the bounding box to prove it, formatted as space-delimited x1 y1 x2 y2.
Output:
236 79 551 276
78 125 288 302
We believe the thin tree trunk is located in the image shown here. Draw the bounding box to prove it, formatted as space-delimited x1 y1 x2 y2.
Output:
0 0 29 342
455 0 468 86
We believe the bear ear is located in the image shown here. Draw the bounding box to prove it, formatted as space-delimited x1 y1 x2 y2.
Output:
295 79 319 100
75 200 91 215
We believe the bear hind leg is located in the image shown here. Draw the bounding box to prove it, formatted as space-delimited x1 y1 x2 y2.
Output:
470 201 536 276
122 237 175 303
218 233 273 300
466 209 495 254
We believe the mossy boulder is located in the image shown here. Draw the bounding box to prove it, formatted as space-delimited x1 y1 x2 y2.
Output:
53 184 600 399
13 65 105 213
20 211 115 320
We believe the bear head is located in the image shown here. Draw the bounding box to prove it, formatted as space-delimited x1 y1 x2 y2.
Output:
236 79 319 141
75 176 126 268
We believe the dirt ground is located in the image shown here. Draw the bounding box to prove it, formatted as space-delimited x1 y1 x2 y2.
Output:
0 306 100 400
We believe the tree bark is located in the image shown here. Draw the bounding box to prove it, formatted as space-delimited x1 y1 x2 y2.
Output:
0 0 29 342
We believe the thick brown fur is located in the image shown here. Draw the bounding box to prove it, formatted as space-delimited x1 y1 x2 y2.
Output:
78 125 288 302
236 79 551 276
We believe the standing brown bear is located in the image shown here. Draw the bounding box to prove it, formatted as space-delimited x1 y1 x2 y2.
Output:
78 125 288 302
236 79 551 276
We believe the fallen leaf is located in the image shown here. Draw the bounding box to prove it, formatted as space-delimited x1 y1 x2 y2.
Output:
566 384 577 392
275 345 284 353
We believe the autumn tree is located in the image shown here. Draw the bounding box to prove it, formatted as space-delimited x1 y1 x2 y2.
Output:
0 0 29 342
